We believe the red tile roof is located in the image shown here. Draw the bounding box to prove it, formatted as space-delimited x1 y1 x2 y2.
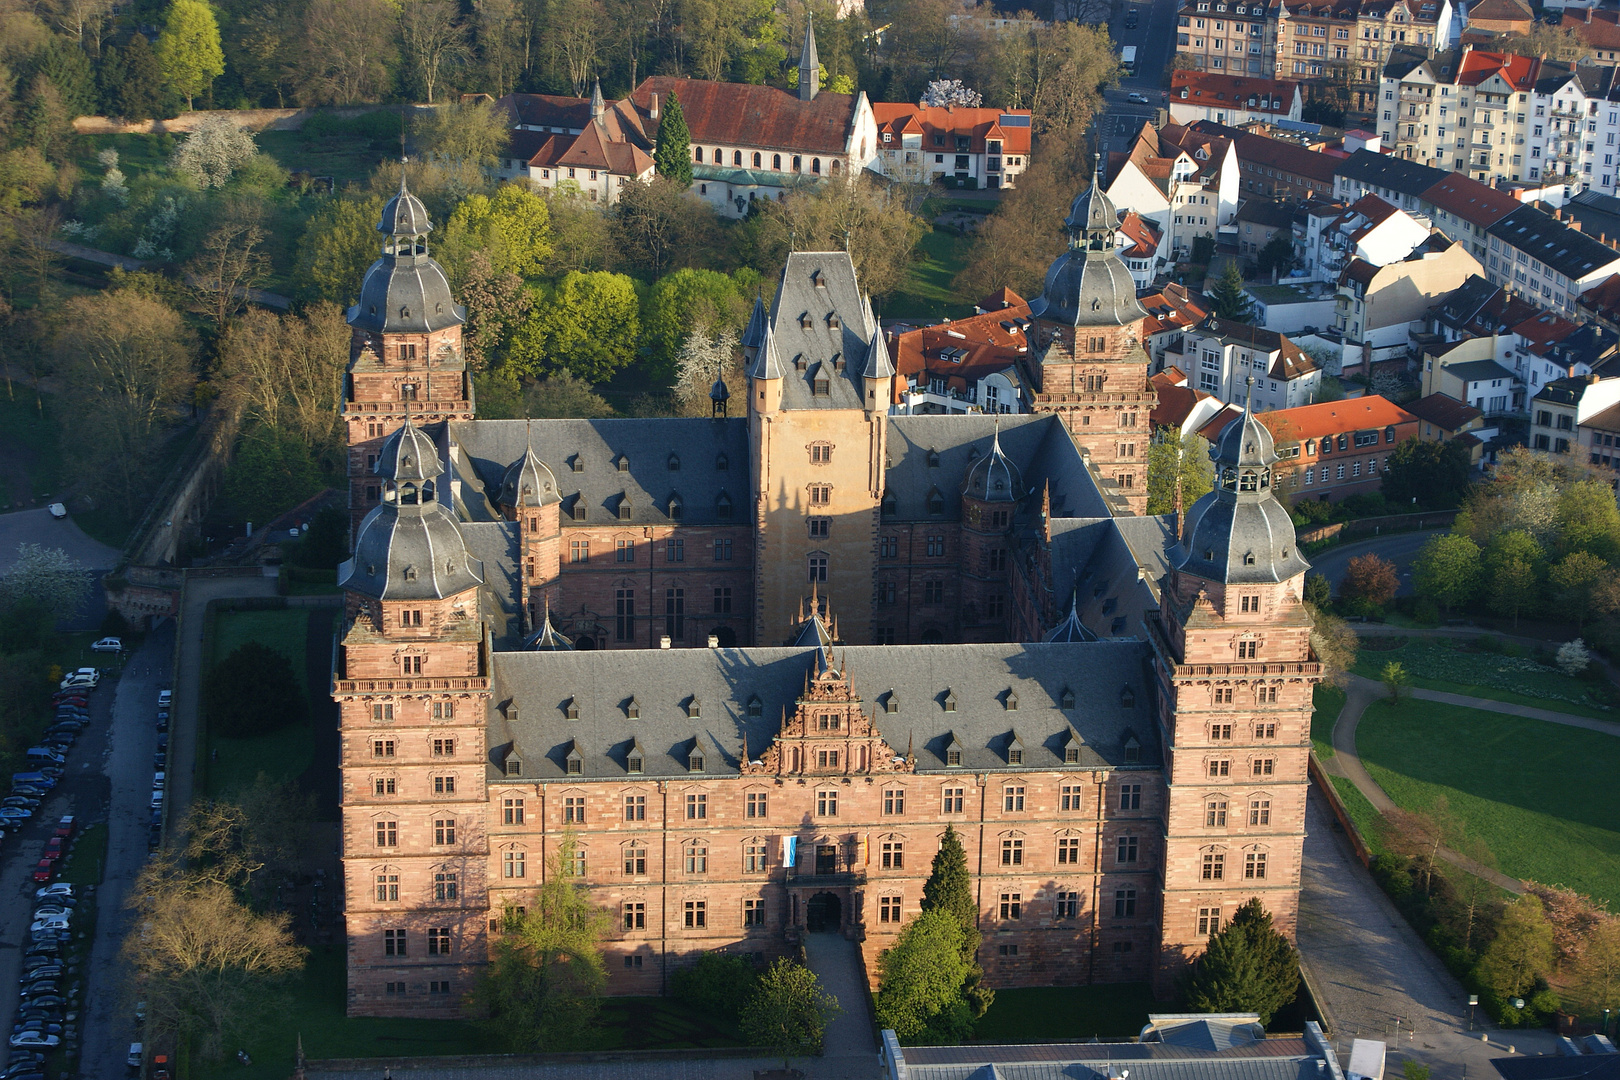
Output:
1198 404 1247 442
977 287 1026 312
888 298 1036 387
1117 210 1162 259
1232 132 1339 185
1455 49 1540 91
1405 391 1483 430
1171 72 1300 115
1563 9 1620 51
1258 395 1417 442
1580 273 1620 320
1150 373 1215 430
631 77 858 155
870 104 1032 156
1421 173 1523 227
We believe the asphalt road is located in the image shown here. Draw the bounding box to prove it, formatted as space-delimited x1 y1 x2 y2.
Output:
1306 530 1442 598
77 626 173 1080
1096 0 1178 155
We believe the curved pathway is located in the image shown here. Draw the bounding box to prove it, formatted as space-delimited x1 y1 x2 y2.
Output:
1325 673 1620 895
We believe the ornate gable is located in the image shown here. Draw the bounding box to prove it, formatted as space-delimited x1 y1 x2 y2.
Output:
744 651 914 777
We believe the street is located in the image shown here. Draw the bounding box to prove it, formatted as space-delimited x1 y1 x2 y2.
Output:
1307 530 1442 597
1095 0 1179 156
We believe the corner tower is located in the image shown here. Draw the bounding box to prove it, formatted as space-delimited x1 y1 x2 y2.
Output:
343 173 476 532
1149 394 1320 996
746 254 891 646
1022 172 1156 515
334 418 493 1016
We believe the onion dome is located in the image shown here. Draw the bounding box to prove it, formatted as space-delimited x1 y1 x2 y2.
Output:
961 428 1023 504
347 171 464 336
1029 169 1148 328
523 603 574 651
374 418 441 484
499 438 560 508
1178 380 1310 585
1044 590 1098 643
341 501 484 601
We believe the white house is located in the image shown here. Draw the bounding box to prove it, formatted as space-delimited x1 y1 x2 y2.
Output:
1180 316 1324 410
1168 72 1304 127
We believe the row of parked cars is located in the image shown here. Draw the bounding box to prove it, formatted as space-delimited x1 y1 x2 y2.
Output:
149 688 171 848
0 674 100 867
7 874 81 1064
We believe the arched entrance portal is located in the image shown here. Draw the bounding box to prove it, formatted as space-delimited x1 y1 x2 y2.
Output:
806 892 841 933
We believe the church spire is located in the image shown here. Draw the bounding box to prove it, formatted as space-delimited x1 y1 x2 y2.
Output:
798 15 820 102
589 77 605 120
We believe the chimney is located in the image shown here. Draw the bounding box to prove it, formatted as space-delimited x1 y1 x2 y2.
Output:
650 92 660 120
707 633 720 648
1585 5 1593 22
1570 219 1582 232
659 635 672 649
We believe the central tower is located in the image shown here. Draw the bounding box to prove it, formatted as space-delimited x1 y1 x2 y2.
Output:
1022 173 1156 514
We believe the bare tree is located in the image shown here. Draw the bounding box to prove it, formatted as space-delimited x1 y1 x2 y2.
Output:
218 303 348 449
187 199 268 330
672 320 741 415
752 175 925 298
300 0 398 105
399 0 468 103
44 0 115 54
554 0 606 95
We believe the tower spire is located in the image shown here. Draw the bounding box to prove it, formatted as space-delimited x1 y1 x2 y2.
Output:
798 15 820 102
590 77 605 120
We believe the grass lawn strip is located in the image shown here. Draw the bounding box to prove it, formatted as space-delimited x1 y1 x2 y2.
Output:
971 984 1160 1043
1357 698 1620 907
1351 637 1615 720
888 227 974 321
1311 684 1344 759
205 609 315 798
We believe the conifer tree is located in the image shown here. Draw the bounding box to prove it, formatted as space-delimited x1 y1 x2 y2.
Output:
120 34 166 121
1208 261 1254 322
1180 898 1300 1024
920 825 993 1017
655 91 693 188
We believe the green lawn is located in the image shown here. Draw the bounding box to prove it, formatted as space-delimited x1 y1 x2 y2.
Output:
0 389 65 506
888 227 974 321
972 984 1161 1043
59 822 109 886
193 947 484 1080
1311 683 1345 759
1329 774 1388 857
1357 698 1620 906
257 129 393 186
1353 636 1618 720
593 997 748 1049
204 608 316 798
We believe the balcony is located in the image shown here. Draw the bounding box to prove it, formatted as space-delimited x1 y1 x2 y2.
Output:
1400 88 1430 101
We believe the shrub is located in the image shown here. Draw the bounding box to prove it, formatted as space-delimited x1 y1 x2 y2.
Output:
1557 638 1590 676
669 951 759 1023
203 641 305 737
1411 597 1440 626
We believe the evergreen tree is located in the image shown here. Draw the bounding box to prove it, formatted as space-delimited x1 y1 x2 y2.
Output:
920 825 993 1017
655 91 693 188
1208 262 1254 322
1180 898 1300 1024
32 39 98 118
120 34 166 121
155 0 225 109
98 42 129 117
875 908 975 1043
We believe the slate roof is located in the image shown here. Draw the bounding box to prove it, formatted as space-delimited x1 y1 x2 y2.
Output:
1565 189 1620 245
1488 202 1620 280
630 77 858 155
486 640 1160 779
1048 515 1178 639
901 1030 1334 1080
1236 199 1297 229
446 418 751 527
1443 358 1517 384
1334 150 1447 198
884 414 1113 521
1492 1053 1620 1080
765 251 880 410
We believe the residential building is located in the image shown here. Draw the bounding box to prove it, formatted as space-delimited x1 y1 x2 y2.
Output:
886 291 1033 415
1486 201 1620 315
1243 282 1341 333
1563 190 1620 251
1174 0 1287 77
1420 336 1520 413
494 82 655 202
1335 236 1483 371
1139 283 1212 371
1234 197 1298 262
1180 316 1324 409
1106 124 1241 260
1279 0 1450 109
1463 0 1532 34
1150 367 1228 434
1404 391 1487 461
334 174 1321 1016
1579 271 1620 332
872 103 1032 190
1575 399 1620 474
1374 47 1540 183
1118 211 1170 286
1169 73 1303 126
1307 193 1433 281
1207 125 1340 201
1530 373 1620 454
1333 149 1448 213
1260 394 1418 499
1420 173 1523 264
1560 8 1620 63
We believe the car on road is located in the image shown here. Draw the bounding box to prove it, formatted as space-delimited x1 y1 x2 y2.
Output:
1127 91 1150 103
91 637 122 652
46 503 67 520
157 689 171 707
31 861 54 883
35 883 71 900
8 1032 58 1049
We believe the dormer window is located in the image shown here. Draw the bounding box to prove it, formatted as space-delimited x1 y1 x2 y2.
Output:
571 498 587 522
564 697 579 720
716 452 729 471
716 491 732 519
505 752 522 776
927 449 940 468
1244 551 1256 565
799 312 813 329
1064 731 1083 764
616 455 630 472
1060 687 1075 709
688 748 705 773
885 691 899 714
944 734 965 767
1005 691 1019 712
618 496 633 521
626 697 640 719
1121 686 1136 709
668 495 682 521
794 353 808 371
747 695 762 718
687 696 701 719
1123 737 1141 764
827 313 841 329
627 749 644 774
811 269 825 288
927 487 945 515
943 689 957 713
668 453 680 471
881 491 897 517
571 456 585 473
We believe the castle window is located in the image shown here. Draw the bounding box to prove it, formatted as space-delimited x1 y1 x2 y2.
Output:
375 869 399 901
668 452 680 471
668 495 683 520
626 697 640 719
715 452 729 471
1246 852 1268 879
809 484 831 506
808 555 828 583
1117 835 1138 864
1003 785 1025 812
716 491 733 519
817 789 838 815
1202 852 1225 880
618 498 633 522
885 692 899 714
565 698 579 720
625 845 647 875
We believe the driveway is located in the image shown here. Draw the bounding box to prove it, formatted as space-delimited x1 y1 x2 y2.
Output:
0 508 123 575
75 625 175 1080
1307 530 1441 597
1298 788 1559 1078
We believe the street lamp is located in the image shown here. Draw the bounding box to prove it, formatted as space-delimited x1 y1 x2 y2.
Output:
1468 995 1478 1032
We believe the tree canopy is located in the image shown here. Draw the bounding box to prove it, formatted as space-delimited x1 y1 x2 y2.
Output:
739 958 840 1067
1382 437 1471 511
155 0 224 108
654 91 694 187
203 640 306 737
509 271 642 381
875 908 976 1043
1412 533 1481 612
1208 263 1253 322
441 183 555 282
1180 898 1300 1024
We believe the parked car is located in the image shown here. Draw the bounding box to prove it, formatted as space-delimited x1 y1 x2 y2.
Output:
155 712 169 732
4 795 39 808
31 861 54 883
0 807 31 821
152 772 165 791
156 733 168 751
91 637 122 653
30 916 69 934
153 753 167 770
18 983 60 1002
12 786 50 800
35 883 72 900
150 791 164 810
157 689 171 707
41 838 64 862
20 963 62 980
14 997 62 1013
9 1031 59 1049
32 905 72 919
53 816 73 836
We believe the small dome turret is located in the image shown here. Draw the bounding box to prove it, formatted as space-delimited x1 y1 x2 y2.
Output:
524 602 574 650
379 173 433 238
961 428 1023 504
375 419 441 484
1029 167 1147 328
710 376 731 404
1178 379 1310 585
500 438 560 508
347 171 465 335
1045 590 1099 643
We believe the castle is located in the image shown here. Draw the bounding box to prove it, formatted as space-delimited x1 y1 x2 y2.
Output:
331 173 1321 1016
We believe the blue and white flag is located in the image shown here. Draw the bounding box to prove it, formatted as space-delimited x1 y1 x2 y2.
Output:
782 835 797 868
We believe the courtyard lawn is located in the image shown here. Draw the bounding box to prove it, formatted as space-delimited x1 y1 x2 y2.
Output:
972 984 1160 1043
1352 636 1618 720
1311 684 1345 759
204 608 316 798
594 997 748 1049
888 227 974 321
1357 698 1620 906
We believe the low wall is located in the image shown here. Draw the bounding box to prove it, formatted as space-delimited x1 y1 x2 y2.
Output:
1297 508 1458 545
72 105 391 135
307 1046 773 1073
1308 753 1373 867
